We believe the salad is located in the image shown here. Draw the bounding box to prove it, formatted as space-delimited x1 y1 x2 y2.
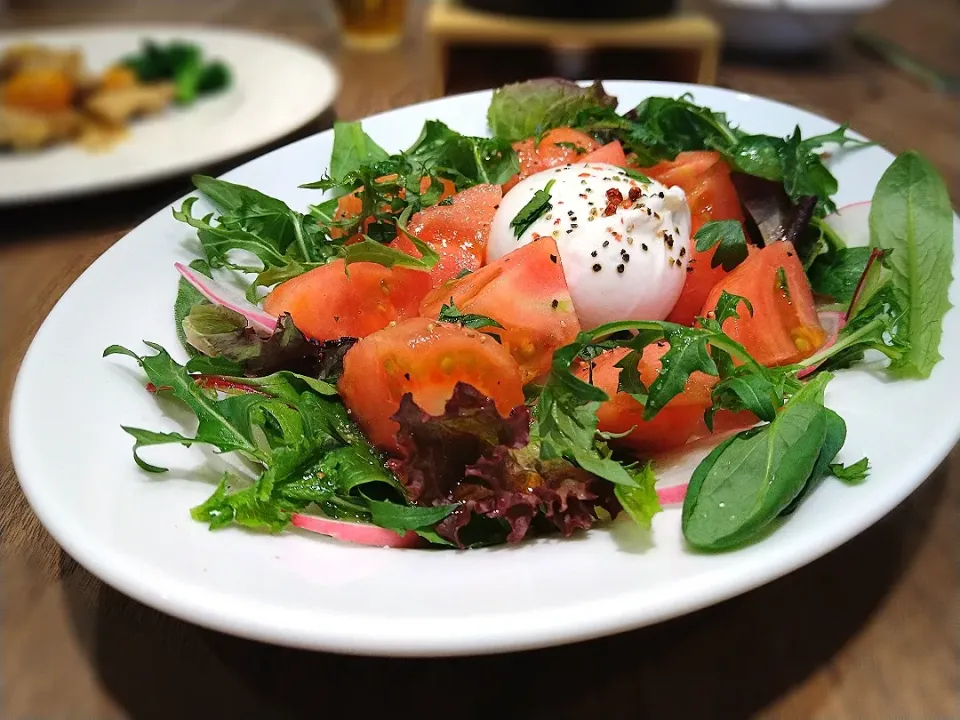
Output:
106 79 955 551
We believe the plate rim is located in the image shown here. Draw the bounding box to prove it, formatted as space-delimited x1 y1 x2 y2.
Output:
0 22 340 205
10 80 960 656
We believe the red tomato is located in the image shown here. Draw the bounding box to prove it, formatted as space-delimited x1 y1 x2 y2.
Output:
332 175 456 240
701 241 825 366
580 140 627 167
575 344 720 455
642 151 748 326
420 236 581 384
391 184 502 289
505 128 600 191
339 317 525 453
262 260 430 342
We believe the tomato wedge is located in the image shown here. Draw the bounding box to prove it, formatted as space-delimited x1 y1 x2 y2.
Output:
505 128 600 192
580 140 627 167
642 151 748 326
391 184 502 289
420 236 581 383
262 260 430 342
701 240 825 366
575 345 718 455
339 317 525 453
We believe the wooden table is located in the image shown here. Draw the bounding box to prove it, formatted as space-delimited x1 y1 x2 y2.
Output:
2 1 957 717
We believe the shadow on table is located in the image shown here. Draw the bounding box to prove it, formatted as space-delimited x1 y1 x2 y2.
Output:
58 455 951 720
0 109 335 247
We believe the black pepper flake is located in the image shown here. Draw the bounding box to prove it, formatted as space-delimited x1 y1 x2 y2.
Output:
591 250 598 257
617 264 625 273
641 243 648 251
646 208 653 216
686 266 694 273
333 315 340 322
592 263 602 272
567 210 574 216
679 247 686 257
666 237 674 249
786 251 794 257
658 191 664 198
404 372 411 380
551 299 559 308
602 240 609 247
571 223 578 228
566 229 574 234
493 204 500 210
549 254 558 263
622 253 630 262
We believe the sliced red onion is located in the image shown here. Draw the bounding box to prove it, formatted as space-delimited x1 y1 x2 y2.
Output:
175 262 278 337
824 201 871 248
290 512 422 548
656 483 688 507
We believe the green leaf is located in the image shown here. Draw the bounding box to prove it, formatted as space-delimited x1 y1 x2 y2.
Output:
830 457 870 484
807 247 872 303
694 220 749 271
329 121 389 180
366 499 458 533
510 178 555 238
643 327 718 420
779 407 847 515
437 300 504 331
614 463 662 529
487 79 618 142
173 197 288 270
405 119 519 187
173 258 211 356
340 235 437 271
682 374 833 551
869 151 954 378
120 426 194 473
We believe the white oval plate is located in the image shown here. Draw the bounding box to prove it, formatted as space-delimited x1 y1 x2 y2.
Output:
0 25 339 205
11 82 960 656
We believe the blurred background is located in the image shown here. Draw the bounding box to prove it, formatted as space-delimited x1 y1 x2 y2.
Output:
1 1 958 718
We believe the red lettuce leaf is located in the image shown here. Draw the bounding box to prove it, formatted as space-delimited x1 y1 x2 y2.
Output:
390 383 619 546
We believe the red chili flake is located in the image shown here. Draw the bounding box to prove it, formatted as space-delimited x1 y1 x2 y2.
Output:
578 172 591 178
579 193 589 199
628 186 641 201
554 218 561 225
604 187 624 215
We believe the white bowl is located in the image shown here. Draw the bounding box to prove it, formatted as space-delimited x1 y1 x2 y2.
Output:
705 0 892 52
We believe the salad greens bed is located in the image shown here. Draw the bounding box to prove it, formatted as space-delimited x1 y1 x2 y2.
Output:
107 80 954 551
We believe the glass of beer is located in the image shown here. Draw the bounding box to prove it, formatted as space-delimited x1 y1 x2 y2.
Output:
334 0 409 51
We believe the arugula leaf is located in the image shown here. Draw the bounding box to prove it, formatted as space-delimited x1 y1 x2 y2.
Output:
694 220 750 271
830 457 870 484
174 258 211 356
437 300 504 331
868 151 954 378
405 120 518 186
329 121 389 180
614 463 662 529
487 79 618 142
366 499 458 534
807 247 872 302
682 373 836 551
340 235 438 272
510 179 555 238
625 95 740 161
106 343 416 534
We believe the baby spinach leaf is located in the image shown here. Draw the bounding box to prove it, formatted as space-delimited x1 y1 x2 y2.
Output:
779 407 847 516
869 151 954 378
694 220 750 271
807 247 872 302
682 374 833 551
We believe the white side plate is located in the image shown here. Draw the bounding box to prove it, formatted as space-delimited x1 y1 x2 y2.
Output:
0 24 339 205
